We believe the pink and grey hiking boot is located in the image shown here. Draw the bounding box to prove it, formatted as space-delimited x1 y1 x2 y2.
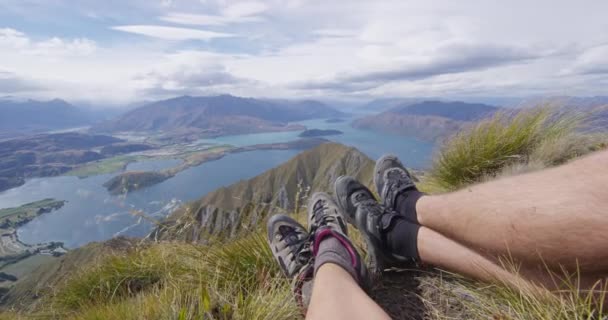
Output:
307 192 370 291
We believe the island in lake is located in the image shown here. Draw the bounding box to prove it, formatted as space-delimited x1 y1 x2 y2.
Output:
298 129 344 138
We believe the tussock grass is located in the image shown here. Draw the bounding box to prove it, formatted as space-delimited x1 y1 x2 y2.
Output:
424 105 606 192
46 233 300 320
422 268 607 320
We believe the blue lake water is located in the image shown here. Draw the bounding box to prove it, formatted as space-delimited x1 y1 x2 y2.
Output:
0 118 436 248
200 117 435 169
3 150 298 247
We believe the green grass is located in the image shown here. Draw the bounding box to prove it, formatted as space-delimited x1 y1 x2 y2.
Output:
423 106 606 192
44 233 300 320
66 155 147 177
0 198 64 226
0 199 59 219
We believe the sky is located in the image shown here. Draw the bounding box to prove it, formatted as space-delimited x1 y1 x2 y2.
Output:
1 0 607 106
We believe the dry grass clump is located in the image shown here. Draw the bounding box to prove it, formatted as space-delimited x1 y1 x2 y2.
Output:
45 233 300 320
424 105 606 192
422 267 607 320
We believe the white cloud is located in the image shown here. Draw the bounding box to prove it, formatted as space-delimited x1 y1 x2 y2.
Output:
0 28 96 56
111 25 234 41
160 1 268 26
160 12 262 26
562 44 608 75
222 1 268 17
134 50 254 97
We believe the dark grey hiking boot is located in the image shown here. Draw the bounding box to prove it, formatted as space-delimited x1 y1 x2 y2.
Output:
335 176 419 273
308 192 371 291
374 154 424 223
267 214 313 309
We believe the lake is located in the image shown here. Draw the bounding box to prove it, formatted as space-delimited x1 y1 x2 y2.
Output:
0 118 435 248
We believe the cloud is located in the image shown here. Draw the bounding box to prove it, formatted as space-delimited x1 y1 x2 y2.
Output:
160 1 268 26
562 44 608 75
0 28 96 56
0 71 42 94
3 1 608 102
294 43 540 92
160 12 261 26
134 51 255 97
222 1 268 17
111 25 234 41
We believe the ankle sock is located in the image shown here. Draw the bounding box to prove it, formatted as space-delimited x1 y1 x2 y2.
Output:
313 236 357 281
382 215 421 261
395 189 424 224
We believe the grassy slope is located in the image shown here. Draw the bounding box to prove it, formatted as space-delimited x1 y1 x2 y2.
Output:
154 142 375 242
65 155 146 177
2 105 607 319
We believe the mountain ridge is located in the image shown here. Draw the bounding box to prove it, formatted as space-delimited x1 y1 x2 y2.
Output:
152 142 375 241
94 94 345 137
353 100 498 141
0 99 93 135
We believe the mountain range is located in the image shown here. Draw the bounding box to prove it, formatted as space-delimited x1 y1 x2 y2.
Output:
353 100 499 141
94 95 345 137
0 99 94 136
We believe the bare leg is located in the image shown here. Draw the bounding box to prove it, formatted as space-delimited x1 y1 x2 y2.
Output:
418 226 607 303
417 226 542 294
417 150 608 272
306 264 390 320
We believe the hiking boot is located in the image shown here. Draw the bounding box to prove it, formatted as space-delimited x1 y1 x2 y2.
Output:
267 214 313 309
334 176 419 273
308 192 370 290
374 154 424 223
307 192 348 235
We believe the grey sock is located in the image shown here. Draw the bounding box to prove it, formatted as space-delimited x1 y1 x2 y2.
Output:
313 236 357 281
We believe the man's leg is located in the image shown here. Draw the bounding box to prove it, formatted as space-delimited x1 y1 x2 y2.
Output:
416 150 608 272
341 173 605 296
307 264 390 320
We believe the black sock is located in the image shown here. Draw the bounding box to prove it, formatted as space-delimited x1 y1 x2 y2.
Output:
395 189 424 224
382 215 420 261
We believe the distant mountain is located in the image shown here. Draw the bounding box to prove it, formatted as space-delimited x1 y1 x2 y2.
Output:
0 99 93 134
95 95 345 137
359 98 425 113
517 96 608 109
353 100 498 141
153 143 374 241
389 100 499 121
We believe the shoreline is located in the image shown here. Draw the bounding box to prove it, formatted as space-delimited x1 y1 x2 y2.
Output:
103 138 328 195
0 200 69 270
